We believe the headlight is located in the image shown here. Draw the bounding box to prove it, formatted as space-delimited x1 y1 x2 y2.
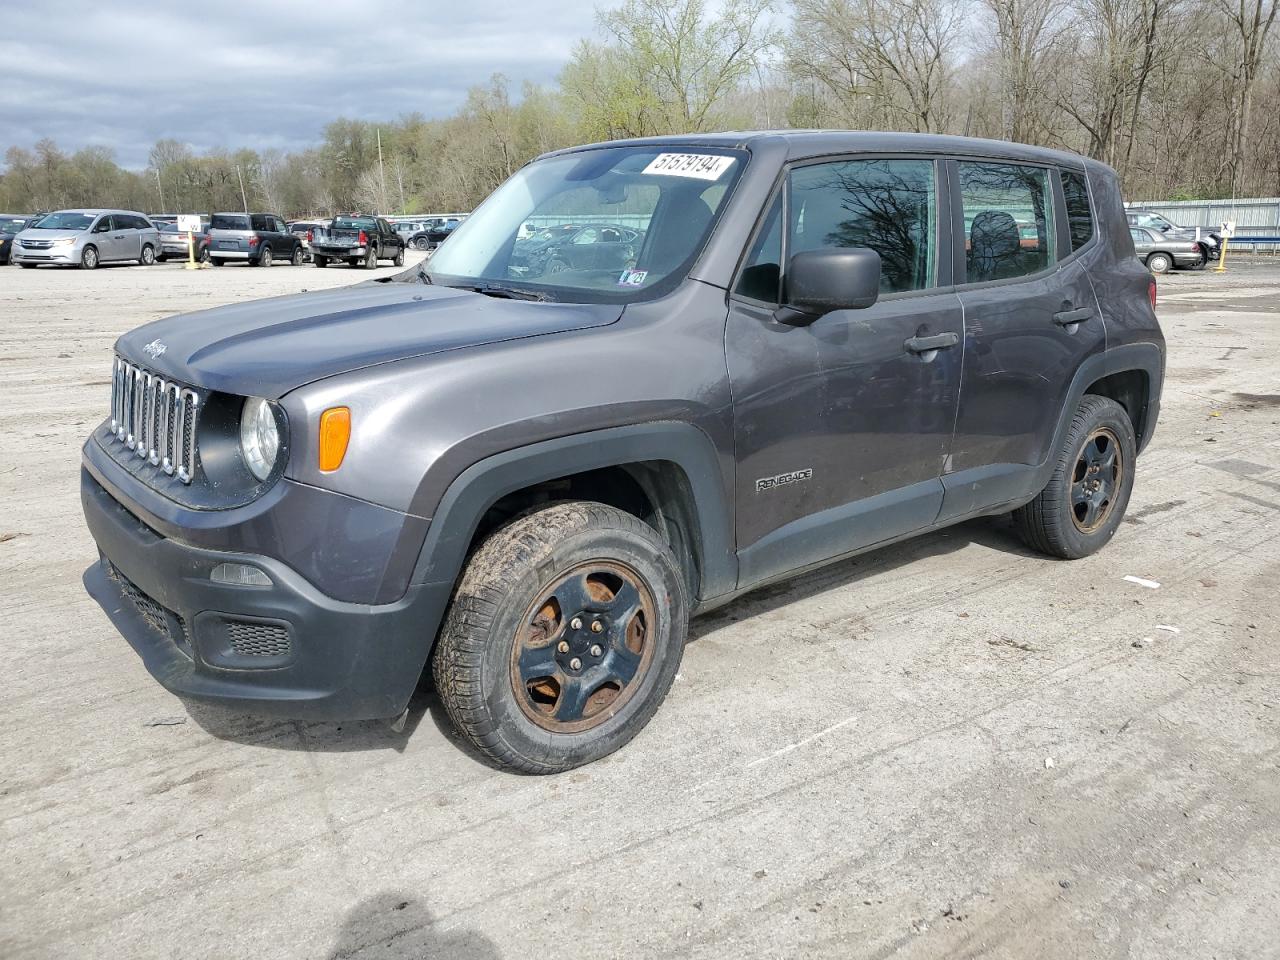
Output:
53 238 76 247
239 397 279 481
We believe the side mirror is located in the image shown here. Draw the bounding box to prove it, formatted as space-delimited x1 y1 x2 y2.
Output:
778 247 881 325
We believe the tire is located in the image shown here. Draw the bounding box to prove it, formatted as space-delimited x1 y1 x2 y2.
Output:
393 244 404 267
198 245 210 263
415 237 430 251
1146 252 1172 274
156 254 168 263
291 245 304 267
361 246 377 269
433 501 689 774
1013 395 1137 560
81 245 99 270
210 257 224 267
256 246 273 268
313 255 328 268
140 244 155 266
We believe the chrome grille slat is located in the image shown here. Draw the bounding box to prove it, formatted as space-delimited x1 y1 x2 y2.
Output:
107 356 201 484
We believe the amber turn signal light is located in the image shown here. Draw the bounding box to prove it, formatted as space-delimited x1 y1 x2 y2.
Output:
318 407 351 472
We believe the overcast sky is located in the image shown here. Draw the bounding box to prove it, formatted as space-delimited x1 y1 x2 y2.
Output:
0 2 597 169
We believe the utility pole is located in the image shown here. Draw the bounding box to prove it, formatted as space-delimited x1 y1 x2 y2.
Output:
154 168 166 213
235 164 249 213
376 127 387 215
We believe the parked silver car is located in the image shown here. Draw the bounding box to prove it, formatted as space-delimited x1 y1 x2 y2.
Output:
13 209 159 269
1129 226 1203 273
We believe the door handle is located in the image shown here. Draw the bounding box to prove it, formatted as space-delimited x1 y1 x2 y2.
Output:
904 332 960 354
113 234 125 239
1053 307 1093 326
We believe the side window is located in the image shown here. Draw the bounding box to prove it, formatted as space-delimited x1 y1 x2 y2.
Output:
574 227 598 245
788 158 937 294
250 214 270 231
959 161 1055 283
93 216 114 233
1129 228 1149 245
1061 170 1094 251
128 215 149 230
734 191 782 303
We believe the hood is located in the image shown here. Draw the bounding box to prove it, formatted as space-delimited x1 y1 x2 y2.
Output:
16 228 83 243
115 282 623 398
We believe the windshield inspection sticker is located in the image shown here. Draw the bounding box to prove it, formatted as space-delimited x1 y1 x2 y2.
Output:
617 269 648 287
642 153 735 181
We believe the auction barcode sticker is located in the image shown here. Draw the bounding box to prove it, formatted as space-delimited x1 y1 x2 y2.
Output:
641 153 735 181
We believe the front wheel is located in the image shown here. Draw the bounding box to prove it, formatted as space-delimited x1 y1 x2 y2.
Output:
1146 252 1172 274
81 245 99 270
433 501 689 774
1013 395 1137 559
415 237 430 251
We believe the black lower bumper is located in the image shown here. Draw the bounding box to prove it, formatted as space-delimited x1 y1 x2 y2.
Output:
82 469 453 720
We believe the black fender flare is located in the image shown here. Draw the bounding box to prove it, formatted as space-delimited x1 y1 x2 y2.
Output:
408 421 737 604
1051 340 1164 461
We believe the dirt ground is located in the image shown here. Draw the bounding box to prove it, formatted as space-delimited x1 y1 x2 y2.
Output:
1 254 1277 960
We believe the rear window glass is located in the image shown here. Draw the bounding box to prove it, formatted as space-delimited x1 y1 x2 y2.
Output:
211 214 250 230
1062 170 1094 251
333 217 377 230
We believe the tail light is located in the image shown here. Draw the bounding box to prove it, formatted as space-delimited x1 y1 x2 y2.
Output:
248 234 260 247
306 230 313 242
358 230 369 245
1148 277 1157 309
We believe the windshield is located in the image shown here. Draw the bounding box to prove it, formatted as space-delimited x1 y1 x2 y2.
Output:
31 212 94 230
0 218 25 235
422 146 745 302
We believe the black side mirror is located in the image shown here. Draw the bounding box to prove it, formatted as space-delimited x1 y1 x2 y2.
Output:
777 247 881 325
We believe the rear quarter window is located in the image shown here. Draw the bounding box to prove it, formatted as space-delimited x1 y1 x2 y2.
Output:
1061 170 1094 251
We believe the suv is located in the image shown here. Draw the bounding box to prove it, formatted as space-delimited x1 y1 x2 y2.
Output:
81 132 1163 773
13 209 159 269
207 212 304 267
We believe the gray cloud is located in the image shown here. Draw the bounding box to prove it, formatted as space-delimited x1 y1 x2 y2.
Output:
0 1 596 168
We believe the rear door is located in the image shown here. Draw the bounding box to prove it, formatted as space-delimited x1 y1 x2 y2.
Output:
726 155 964 587
941 159 1106 519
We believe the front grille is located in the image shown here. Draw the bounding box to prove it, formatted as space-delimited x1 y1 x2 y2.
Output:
106 562 191 654
226 620 291 658
108 357 201 483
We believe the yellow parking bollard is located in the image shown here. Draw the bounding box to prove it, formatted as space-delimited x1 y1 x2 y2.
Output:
184 229 206 269
1213 235 1229 273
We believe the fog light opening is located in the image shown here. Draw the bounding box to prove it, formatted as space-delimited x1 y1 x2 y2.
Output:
210 562 273 587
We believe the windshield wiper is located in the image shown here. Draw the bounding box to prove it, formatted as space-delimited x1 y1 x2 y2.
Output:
468 284 555 302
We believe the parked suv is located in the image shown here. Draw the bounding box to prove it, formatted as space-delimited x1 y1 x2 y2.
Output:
207 212 304 267
14 209 159 269
81 132 1163 773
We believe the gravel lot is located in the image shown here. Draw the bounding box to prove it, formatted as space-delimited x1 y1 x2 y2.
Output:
1 255 1277 960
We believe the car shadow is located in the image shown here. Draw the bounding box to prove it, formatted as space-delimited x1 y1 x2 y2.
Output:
325 891 501 960
188 515 1039 756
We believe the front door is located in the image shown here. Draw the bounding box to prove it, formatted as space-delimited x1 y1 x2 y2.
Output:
726 156 964 588
942 160 1107 519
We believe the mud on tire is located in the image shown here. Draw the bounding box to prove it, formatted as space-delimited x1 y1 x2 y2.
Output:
432 500 688 774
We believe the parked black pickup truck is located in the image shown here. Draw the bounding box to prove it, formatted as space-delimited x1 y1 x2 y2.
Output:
311 216 406 269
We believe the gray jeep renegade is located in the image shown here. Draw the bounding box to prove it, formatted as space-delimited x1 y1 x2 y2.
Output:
82 132 1164 773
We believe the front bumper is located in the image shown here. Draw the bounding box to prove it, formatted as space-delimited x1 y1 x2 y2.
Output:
82 468 453 719
14 248 77 264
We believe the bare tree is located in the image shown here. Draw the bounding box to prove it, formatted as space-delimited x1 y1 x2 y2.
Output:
1215 0 1278 195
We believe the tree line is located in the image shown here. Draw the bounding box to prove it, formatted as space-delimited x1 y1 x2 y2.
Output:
2 0 1276 218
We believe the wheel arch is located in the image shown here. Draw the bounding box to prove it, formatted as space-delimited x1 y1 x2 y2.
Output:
1068 342 1164 456
408 422 737 609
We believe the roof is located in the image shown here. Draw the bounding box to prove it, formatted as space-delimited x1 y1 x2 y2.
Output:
545 130 1090 169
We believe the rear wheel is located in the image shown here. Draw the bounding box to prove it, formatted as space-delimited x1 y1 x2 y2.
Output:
81 245 99 270
291 245 304 267
313 255 328 268
433 501 688 773
140 244 155 266
415 237 430 251
1013 395 1137 559
362 247 377 269
209 256 224 267
1146 252 1172 274
198 245 210 263
256 246 273 268
393 245 404 267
